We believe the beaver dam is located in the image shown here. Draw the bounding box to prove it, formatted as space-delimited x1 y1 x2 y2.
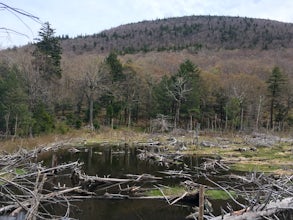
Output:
0 134 292 220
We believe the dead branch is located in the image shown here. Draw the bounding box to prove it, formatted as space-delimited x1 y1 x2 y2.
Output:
170 191 188 205
203 174 246 209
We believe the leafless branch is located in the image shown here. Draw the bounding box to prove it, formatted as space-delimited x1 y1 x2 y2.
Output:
0 2 42 43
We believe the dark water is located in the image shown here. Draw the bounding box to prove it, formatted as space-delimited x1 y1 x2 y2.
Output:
44 146 202 177
39 145 231 219
70 199 191 220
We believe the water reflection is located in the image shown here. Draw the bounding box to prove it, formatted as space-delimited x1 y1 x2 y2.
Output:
69 199 191 220
39 144 229 219
49 145 178 178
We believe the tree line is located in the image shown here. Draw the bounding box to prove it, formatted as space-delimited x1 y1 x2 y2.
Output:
0 23 292 137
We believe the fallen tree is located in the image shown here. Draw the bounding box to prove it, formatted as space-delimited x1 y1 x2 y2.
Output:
210 197 293 220
202 172 293 220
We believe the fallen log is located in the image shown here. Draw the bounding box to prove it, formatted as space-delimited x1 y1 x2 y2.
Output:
72 168 132 184
80 175 131 183
159 170 192 179
210 197 293 220
125 173 162 181
71 168 134 192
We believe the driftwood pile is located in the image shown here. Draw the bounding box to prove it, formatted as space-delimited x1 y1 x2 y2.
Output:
191 171 293 220
0 142 84 220
0 142 170 219
135 141 293 220
0 136 292 220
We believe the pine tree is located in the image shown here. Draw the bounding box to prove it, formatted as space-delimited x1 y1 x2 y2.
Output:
32 22 62 81
0 62 30 136
106 52 124 82
267 66 286 129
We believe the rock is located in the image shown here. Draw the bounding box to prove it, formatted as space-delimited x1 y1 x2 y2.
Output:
250 147 257 151
236 147 247 152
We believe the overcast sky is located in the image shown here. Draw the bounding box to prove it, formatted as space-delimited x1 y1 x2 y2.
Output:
1 0 293 49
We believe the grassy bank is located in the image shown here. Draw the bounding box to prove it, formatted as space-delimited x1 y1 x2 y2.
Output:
0 128 292 175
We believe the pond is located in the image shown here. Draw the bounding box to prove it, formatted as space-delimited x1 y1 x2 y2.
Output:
38 144 240 220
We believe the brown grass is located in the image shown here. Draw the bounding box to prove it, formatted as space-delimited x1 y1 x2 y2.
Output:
0 130 89 153
0 127 150 153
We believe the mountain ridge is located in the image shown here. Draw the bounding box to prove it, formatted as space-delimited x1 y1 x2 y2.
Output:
60 15 293 55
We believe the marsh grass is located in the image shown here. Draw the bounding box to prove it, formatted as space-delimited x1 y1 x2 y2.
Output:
227 144 292 174
205 189 237 200
147 186 186 197
0 129 91 153
14 168 26 175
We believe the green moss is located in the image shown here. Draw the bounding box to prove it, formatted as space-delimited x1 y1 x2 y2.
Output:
147 186 186 197
14 168 26 175
229 144 293 173
206 189 237 200
148 189 163 196
243 145 291 160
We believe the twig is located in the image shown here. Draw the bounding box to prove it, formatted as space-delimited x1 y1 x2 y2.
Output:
170 191 188 205
154 185 171 205
203 174 246 208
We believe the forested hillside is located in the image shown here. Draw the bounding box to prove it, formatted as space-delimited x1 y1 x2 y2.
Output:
60 15 293 54
0 16 292 137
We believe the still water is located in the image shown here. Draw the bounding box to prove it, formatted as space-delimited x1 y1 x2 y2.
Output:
39 145 226 220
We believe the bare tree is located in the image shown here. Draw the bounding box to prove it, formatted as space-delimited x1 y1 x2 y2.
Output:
160 60 199 130
0 2 41 45
166 76 191 129
224 73 265 131
82 58 110 130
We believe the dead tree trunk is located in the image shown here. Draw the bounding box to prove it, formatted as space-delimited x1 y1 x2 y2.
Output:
211 197 293 220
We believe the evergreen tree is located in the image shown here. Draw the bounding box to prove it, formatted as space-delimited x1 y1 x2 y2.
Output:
32 22 62 81
267 66 287 129
168 60 200 128
0 62 30 136
153 75 173 117
178 60 201 128
30 22 62 135
106 52 124 82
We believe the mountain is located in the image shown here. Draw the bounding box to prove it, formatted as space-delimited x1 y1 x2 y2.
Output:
3 15 293 79
60 15 293 55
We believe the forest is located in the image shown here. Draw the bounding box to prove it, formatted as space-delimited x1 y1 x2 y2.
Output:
0 16 293 138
